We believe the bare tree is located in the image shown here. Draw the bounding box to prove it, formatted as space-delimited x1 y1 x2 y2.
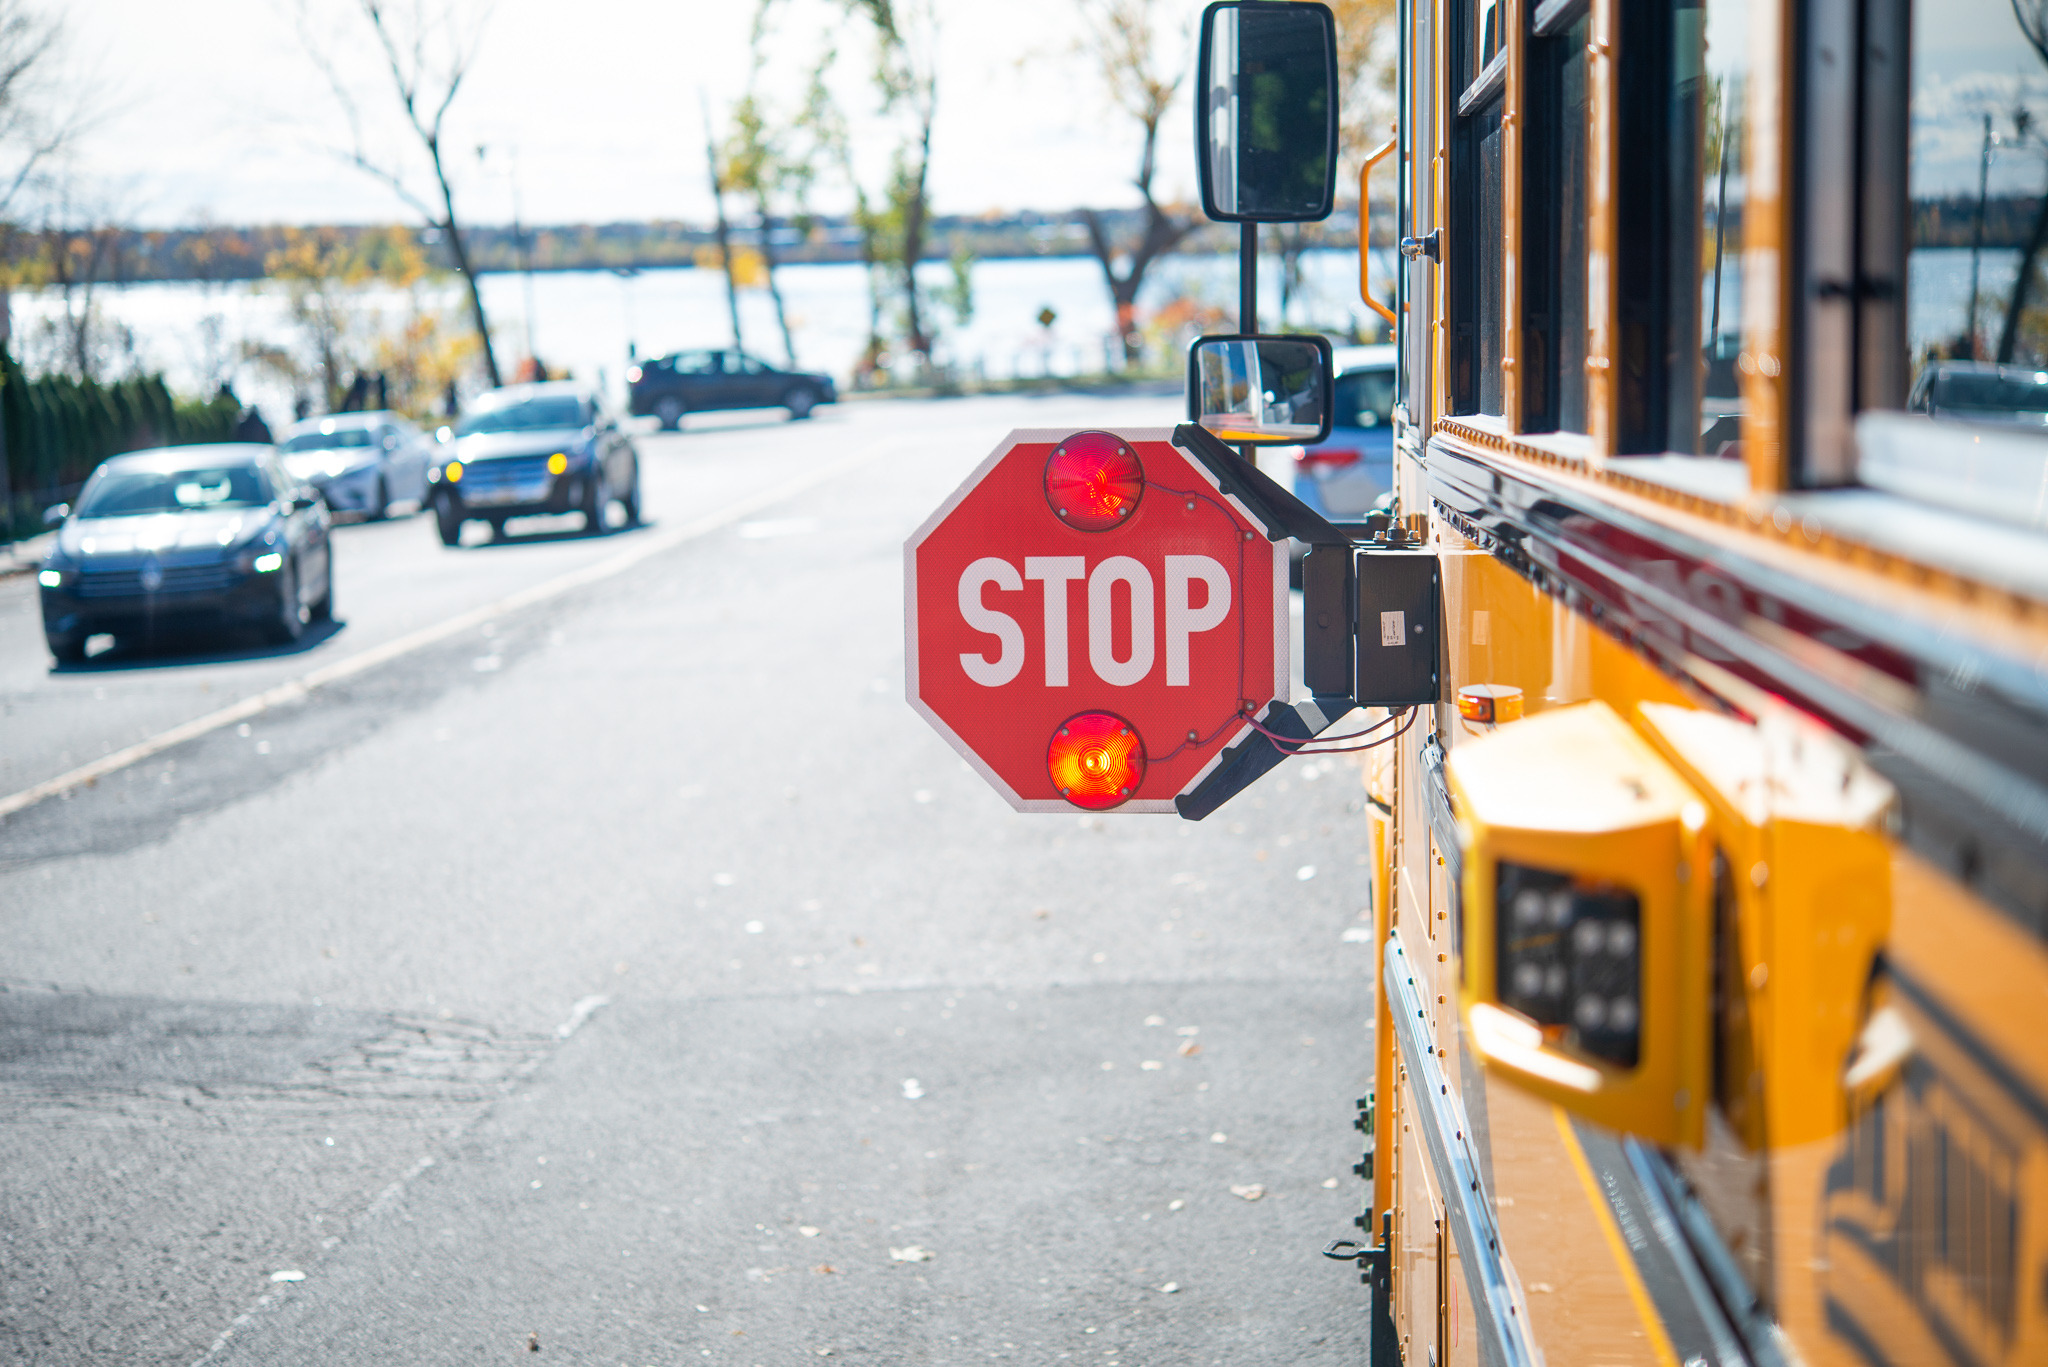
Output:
298 0 501 389
699 89 747 355
0 1 78 218
847 0 939 365
1068 0 1197 367
727 6 800 367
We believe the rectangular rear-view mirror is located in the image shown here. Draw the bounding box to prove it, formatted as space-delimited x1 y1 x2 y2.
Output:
1188 334 1333 444
1196 1 1340 223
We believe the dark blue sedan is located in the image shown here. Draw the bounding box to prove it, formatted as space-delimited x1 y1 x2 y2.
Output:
38 444 334 663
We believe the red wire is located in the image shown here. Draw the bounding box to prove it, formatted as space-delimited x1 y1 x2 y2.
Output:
1242 706 1420 756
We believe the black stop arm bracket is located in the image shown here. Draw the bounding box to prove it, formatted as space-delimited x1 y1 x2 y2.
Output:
1171 422 1353 547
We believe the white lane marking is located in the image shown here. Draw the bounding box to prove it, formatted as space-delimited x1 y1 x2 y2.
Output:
1 447 887 822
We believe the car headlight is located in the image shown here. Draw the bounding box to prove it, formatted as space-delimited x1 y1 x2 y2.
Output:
38 567 67 589
252 552 283 573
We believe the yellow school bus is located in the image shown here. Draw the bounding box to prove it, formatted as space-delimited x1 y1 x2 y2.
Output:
1350 0 2048 1363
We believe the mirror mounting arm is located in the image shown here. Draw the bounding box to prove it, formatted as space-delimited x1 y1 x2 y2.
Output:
1173 421 1353 546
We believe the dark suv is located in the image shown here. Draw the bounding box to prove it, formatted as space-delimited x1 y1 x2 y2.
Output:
627 350 837 429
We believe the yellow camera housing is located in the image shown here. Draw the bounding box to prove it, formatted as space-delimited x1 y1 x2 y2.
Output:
1448 700 1712 1147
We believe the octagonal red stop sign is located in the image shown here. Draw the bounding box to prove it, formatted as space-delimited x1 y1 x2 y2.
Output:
905 427 1288 813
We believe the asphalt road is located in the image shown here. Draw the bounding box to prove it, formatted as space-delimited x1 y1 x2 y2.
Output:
0 394 1384 1366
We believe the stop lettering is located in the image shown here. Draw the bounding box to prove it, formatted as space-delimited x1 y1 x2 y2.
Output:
905 427 1288 813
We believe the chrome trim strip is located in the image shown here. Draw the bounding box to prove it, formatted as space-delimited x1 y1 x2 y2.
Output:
1384 935 1542 1367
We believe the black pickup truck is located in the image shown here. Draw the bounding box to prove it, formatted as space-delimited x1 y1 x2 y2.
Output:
627 350 838 429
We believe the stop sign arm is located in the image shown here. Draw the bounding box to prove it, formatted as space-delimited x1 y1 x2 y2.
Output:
1175 696 1357 821
1173 422 1352 546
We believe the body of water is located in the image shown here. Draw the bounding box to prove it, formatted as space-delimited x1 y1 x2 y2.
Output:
22 243 2003 432
10 248 1394 428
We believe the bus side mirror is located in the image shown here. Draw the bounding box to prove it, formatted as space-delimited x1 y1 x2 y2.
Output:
1196 1 1340 223
1188 333 1333 443
1447 700 1712 1148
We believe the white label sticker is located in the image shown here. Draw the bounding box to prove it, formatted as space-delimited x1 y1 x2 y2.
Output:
1380 610 1406 647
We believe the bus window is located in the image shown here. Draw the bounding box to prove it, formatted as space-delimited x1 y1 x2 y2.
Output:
1525 5 1590 433
1850 0 2048 528
1450 0 1506 417
1614 0 1749 458
1905 0 2048 418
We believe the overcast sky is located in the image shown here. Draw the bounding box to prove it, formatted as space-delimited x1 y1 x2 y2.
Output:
55 0 1205 229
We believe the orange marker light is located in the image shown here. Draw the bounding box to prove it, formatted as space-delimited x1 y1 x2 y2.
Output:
1044 431 1144 531
445 460 464 484
1047 712 1146 809
1457 684 1525 725
547 452 568 475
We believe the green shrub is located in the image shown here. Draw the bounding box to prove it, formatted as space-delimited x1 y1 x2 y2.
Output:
0 348 249 544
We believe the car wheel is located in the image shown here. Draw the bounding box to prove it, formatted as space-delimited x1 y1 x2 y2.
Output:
583 469 610 535
786 387 817 420
654 396 685 431
435 496 464 546
264 558 307 645
488 517 509 541
310 558 334 622
46 631 87 665
368 476 390 521
620 458 641 525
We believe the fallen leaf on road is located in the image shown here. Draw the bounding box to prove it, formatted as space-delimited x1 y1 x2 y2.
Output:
269 1270 305 1283
527 1331 540 1352
799 1226 820 1237
1340 927 1374 943
1177 1042 1201 1057
1168 1199 1186 1211
813 1265 837 1275
890 1245 935 1263
901 1079 924 1100
1140 1060 1163 1070
1144 1015 1164 1026
1322 1178 1340 1189
1176 1026 1200 1036
1230 1184 1265 1201
1159 1282 1180 1294
1297 865 1317 881
1210 1132 1228 1144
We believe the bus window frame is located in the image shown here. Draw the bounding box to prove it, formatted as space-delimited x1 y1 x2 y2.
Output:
1447 0 1512 418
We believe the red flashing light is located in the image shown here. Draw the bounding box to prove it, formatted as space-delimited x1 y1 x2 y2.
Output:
1044 431 1144 531
1047 712 1146 810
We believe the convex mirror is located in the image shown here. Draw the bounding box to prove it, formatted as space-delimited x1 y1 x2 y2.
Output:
1188 334 1333 444
1196 1 1340 222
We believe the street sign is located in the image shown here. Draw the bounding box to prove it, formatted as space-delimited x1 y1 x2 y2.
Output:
905 427 1289 813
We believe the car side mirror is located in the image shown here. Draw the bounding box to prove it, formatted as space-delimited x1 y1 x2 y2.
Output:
43 503 69 527
1187 334 1333 444
1196 1 1340 223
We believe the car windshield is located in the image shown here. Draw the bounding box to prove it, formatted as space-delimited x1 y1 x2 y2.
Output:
281 429 375 452
454 397 585 435
1333 369 1396 428
76 465 268 517
1931 371 2048 416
